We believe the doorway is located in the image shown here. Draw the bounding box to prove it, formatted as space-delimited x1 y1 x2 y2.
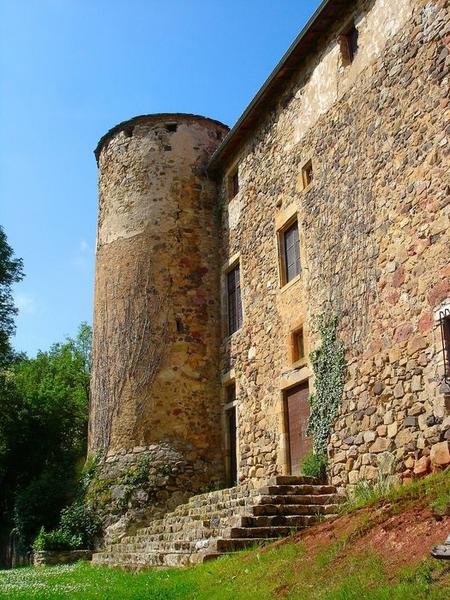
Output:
226 405 238 486
284 381 312 475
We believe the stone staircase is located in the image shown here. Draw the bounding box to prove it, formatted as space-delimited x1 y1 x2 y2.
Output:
92 476 340 569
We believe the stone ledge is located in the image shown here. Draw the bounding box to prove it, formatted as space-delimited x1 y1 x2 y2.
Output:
33 549 92 567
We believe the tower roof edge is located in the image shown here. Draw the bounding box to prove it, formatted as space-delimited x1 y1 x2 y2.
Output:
94 113 229 164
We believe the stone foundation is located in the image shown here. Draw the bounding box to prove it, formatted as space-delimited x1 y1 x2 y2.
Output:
33 550 92 567
87 442 224 541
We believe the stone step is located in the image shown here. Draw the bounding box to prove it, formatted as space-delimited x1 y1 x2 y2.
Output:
137 498 254 524
185 488 257 507
198 552 227 563
212 537 278 553
103 540 195 554
238 515 320 528
137 504 249 531
116 516 313 548
135 491 338 536
257 493 339 505
136 518 239 538
252 502 340 515
125 530 223 544
267 475 320 486
228 526 296 539
92 478 342 570
259 484 336 496
118 513 331 548
92 551 194 568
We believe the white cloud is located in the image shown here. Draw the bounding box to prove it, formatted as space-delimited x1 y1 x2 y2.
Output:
73 239 93 272
15 292 37 315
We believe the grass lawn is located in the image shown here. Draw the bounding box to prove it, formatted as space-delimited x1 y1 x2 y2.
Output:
1 543 448 600
1 472 449 599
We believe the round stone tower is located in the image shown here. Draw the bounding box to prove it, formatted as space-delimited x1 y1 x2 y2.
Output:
89 114 229 520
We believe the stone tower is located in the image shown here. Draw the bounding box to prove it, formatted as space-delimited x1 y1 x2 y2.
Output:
90 114 229 517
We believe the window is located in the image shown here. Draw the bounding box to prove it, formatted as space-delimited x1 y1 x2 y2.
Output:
439 309 450 383
229 169 239 199
227 264 243 334
225 403 238 486
291 327 306 364
165 122 177 132
339 22 358 65
280 220 301 285
302 160 313 189
226 382 236 404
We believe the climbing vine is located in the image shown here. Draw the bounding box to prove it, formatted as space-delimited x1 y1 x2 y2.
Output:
307 314 345 457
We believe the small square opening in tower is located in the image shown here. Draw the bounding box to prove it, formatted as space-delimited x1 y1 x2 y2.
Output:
291 327 306 364
339 21 359 65
228 169 239 200
302 160 313 189
165 123 177 133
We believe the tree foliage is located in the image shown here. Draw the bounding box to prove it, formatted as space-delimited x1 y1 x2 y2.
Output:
0 226 24 361
0 324 92 551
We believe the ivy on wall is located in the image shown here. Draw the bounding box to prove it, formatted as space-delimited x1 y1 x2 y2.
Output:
307 314 345 457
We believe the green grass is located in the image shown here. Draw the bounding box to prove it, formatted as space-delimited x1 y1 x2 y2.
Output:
1 544 448 600
1 472 449 599
341 469 450 514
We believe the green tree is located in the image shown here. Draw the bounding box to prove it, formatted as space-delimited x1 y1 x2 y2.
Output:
0 226 24 362
0 324 92 556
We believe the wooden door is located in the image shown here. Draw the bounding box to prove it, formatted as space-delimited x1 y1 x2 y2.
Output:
227 406 238 486
285 382 312 475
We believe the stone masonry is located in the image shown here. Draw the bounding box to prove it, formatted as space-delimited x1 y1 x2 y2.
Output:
90 115 229 531
210 0 449 492
90 0 450 548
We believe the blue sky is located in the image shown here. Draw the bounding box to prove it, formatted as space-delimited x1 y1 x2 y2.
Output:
0 0 321 356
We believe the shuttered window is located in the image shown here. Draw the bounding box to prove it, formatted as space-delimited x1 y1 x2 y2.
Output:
283 221 301 283
227 264 242 334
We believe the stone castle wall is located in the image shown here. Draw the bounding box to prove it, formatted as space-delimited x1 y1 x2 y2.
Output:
90 115 229 526
216 0 449 490
90 0 449 534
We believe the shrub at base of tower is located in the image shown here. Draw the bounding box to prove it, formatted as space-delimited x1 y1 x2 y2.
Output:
307 315 345 472
32 502 101 552
32 457 102 553
299 450 328 481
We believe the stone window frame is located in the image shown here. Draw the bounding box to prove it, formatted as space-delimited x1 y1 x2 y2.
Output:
221 252 244 339
301 159 314 191
296 156 317 194
277 370 312 475
227 164 240 201
288 320 309 369
221 369 240 486
338 18 359 67
275 205 302 290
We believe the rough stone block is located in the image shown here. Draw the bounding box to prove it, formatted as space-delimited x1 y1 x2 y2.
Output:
413 456 431 476
370 438 391 453
430 441 450 467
